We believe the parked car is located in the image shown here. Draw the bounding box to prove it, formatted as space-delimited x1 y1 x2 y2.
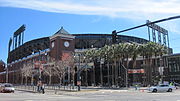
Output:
174 83 180 87
149 84 176 92
174 83 180 89
0 83 15 93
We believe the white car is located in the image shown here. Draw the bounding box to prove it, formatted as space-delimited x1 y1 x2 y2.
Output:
0 83 15 93
149 84 175 92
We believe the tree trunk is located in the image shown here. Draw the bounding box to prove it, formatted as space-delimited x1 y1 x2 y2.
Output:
107 62 110 87
114 59 118 86
118 58 121 87
31 75 33 85
126 56 129 69
126 56 130 86
25 76 28 85
149 57 153 85
59 77 62 85
93 66 96 86
112 64 114 86
86 67 88 86
21 74 23 85
49 75 52 85
72 72 75 86
132 57 137 83
100 63 103 86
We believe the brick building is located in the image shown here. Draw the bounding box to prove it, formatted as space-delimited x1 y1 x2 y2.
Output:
0 60 6 83
4 26 174 86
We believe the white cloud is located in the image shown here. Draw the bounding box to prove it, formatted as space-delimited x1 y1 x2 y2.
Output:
0 0 180 19
1 0 180 34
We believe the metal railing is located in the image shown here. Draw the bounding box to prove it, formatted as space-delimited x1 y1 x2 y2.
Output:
14 84 78 93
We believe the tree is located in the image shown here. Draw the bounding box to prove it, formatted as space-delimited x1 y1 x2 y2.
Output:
84 42 168 86
20 62 33 85
43 62 54 85
53 54 75 85
84 48 99 86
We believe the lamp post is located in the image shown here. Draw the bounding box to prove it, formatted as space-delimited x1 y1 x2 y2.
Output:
31 51 35 85
38 50 42 81
77 54 81 91
74 53 81 91
100 58 104 86
5 64 8 83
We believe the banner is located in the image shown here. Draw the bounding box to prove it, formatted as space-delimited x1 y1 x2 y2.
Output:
128 69 145 74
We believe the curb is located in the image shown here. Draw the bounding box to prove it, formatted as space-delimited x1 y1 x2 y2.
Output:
16 89 37 93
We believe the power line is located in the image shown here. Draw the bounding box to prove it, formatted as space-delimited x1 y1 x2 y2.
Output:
117 15 180 34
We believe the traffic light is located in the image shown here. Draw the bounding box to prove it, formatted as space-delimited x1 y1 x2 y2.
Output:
112 30 117 44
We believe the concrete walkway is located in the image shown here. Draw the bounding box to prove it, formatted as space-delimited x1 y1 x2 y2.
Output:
15 85 150 96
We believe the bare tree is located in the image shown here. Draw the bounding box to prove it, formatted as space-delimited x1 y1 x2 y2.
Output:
43 59 55 85
53 60 66 85
20 62 33 85
52 53 75 85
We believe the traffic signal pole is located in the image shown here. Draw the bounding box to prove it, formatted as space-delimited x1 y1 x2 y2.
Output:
116 15 180 34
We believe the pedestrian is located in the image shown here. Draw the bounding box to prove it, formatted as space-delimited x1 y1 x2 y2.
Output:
37 81 41 93
41 82 45 94
135 84 138 90
170 82 173 86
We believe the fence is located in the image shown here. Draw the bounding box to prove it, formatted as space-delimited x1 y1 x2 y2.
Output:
15 84 78 93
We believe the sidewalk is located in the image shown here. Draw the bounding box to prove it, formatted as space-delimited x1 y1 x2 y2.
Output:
15 86 149 95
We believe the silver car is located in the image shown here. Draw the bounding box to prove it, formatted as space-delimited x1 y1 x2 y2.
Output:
0 83 15 93
149 84 175 92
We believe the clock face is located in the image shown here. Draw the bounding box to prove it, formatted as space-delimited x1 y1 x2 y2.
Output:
64 41 70 47
51 42 55 48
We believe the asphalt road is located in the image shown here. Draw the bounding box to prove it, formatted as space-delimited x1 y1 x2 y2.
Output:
0 89 180 101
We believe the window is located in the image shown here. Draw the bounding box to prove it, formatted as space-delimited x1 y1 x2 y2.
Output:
159 85 168 87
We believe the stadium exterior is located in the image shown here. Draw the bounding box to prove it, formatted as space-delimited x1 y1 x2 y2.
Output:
0 27 172 87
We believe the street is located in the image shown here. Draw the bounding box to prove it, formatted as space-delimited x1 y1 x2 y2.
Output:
0 89 180 101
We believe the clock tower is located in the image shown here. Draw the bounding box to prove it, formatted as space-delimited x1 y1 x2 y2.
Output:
50 27 75 60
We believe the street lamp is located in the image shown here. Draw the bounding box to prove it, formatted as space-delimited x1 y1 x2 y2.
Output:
100 58 104 86
74 53 81 91
38 50 42 81
4 64 8 83
77 54 81 91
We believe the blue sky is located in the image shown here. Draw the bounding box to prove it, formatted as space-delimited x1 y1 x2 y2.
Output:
0 0 180 63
